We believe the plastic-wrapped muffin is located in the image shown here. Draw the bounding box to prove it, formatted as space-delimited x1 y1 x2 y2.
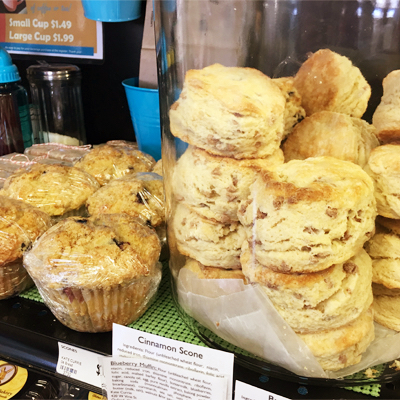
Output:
74 144 155 186
0 163 100 221
87 172 165 228
23 214 162 332
0 196 52 299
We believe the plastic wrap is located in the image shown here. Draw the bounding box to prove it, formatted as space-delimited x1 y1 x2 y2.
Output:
24 143 91 163
23 214 162 333
74 143 156 186
0 196 52 299
0 163 100 220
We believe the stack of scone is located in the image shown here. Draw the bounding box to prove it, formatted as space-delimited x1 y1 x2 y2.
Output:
170 51 379 371
0 196 51 299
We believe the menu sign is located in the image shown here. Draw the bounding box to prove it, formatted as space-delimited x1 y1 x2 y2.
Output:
0 0 103 59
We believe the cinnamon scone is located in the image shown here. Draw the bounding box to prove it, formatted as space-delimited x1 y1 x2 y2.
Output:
282 111 379 167
293 49 371 118
173 145 284 223
169 63 286 159
238 156 376 273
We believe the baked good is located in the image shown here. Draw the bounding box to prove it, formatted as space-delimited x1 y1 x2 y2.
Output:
23 214 162 332
272 77 306 138
74 144 155 186
282 111 379 167
293 49 371 118
171 203 246 269
173 145 284 223
152 159 163 176
297 307 375 371
373 294 400 331
372 283 400 297
87 172 165 228
0 164 100 219
364 144 400 218
238 156 376 273
364 216 400 289
372 70 400 143
0 259 34 300
182 258 246 282
270 249 373 333
169 63 286 159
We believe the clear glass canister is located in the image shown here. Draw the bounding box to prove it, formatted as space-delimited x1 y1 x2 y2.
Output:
26 63 86 146
155 0 400 386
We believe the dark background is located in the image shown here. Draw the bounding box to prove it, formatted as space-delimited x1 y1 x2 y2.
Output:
11 7 146 146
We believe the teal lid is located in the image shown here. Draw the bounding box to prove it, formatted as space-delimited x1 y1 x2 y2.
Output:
0 46 20 83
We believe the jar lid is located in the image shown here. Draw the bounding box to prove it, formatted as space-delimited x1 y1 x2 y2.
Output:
26 62 81 81
0 46 20 83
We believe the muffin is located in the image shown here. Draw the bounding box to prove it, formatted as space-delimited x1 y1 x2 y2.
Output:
169 63 286 159
293 49 371 118
238 157 377 273
87 172 165 228
173 145 284 223
23 214 162 332
282 111 379 167
74 144 155 186
0 196 52 299
0 164 100 221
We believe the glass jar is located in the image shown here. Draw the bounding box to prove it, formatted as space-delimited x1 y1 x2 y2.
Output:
155 0 400 386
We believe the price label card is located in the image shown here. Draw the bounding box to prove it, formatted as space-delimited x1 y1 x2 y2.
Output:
234 381 291 400
101 356 228 400
0 0 102 59
112 324 235 399
56 342 103 388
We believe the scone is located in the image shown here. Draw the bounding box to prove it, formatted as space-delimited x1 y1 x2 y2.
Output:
152 159 163 176
270 249 373 333
282 111 379 167
0 164 100 220
173 145 284 223
0 196 52 299
169 63 286 159
373 294 400 331
170 203 246 269
74 144 155 186
238 157 376 273
182 258 246 282
23 214 162 332
372 70 400 143
293 49 371 118
298 307 375 371
87 172 165 228
364 144 400 218
272 77 306 138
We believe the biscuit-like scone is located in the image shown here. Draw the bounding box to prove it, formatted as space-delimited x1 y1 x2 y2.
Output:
87 172 165 227
23 214 162 332
364 216 400 289
298 308 375 371
272 249 373 333
372 70 400 143
293 49 371 118
364 144 400 218
182 258 246 282
74 144 155 186
171 203 246 269
241 241 347 309
173 145 284 223
372 283 400 297
169 64 286 159
0 164 100 217
272 77 306 138
0 196 52 264
282 111 379 167
373 294 400 331
238 157 376 273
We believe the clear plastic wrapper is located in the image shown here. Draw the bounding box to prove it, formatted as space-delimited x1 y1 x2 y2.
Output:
23 214 162 333
0 195 52 299
156 0 400 382
24 143 92 163
0 163 100 221
74 143 156 186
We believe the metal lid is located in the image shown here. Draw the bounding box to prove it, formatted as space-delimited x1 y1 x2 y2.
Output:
26 62 81 81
